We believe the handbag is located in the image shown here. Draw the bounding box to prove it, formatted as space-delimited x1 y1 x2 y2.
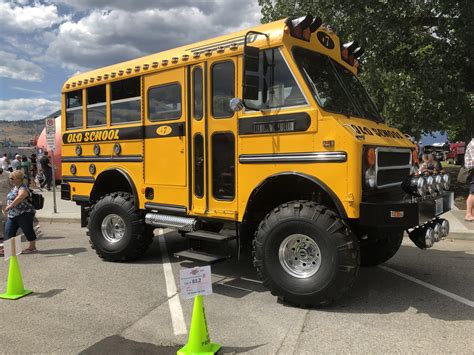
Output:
457 166 472 184
28 189 44 210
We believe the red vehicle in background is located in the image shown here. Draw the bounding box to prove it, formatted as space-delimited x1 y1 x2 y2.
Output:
446 141 465 165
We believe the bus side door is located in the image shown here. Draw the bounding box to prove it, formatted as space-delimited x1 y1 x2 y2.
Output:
144 67 188 208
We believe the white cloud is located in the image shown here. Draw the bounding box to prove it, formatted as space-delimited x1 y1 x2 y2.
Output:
54 0 216 12
0 1 67 33
47 0 261 70
0 50 44 81
0 98 60 121
12 86 45 94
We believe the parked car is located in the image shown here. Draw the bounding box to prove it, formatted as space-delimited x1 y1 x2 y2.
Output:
446 141 465 165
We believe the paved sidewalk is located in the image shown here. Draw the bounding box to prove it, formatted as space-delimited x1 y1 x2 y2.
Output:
34 187 80 223
442 207 474 239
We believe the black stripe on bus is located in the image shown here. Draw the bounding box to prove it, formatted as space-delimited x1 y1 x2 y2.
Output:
144 121 186 139
238 112 311 135
61 155 143 163
63 122 186 144
62 176 95 183
144 202 187 215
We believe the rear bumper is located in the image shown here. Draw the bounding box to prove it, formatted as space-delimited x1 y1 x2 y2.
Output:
360 191 453 228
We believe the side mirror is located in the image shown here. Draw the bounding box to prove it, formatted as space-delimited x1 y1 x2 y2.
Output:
229 98 243 112
243 45 260 101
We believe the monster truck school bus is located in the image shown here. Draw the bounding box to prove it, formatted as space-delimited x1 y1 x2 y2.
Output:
61 15 453 307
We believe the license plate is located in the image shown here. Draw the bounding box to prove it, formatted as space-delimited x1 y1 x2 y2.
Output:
435 198 443 215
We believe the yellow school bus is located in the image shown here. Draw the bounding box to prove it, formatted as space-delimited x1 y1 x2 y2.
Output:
61 15 453 307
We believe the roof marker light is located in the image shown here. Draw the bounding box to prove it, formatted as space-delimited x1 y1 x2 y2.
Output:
162 59 168 65
143 64 149 69
285 14 322 41
126 68 132 74
171 57 178 64
182 55 189 61
152 62 158 68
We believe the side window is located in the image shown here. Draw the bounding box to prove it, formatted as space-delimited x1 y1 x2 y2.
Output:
211 61 234 118
245 48 306 110
194 134 204 198
111 77 141 125
193 68 203 120
86 84 106 127
66 90 83 130
148 83 182 121
212 132 235 200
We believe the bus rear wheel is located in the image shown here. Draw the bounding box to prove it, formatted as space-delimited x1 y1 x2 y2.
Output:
253 201 359 308
88 192 153 262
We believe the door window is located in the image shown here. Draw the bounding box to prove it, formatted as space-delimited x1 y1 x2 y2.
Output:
212 132 235 200
211 61 234 118
193 68 203 120
194 134 204 198
148 83 182 121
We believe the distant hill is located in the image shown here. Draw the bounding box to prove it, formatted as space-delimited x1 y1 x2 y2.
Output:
0 117 56 148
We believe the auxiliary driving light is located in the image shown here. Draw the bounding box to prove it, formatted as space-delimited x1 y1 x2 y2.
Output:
409 226 435 249
424 175 435 195
442 173 451 190
402 176 427 197
440 219 450 238
434 174 443 192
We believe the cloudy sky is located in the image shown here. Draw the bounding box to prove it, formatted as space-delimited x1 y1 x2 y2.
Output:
0 0 261 121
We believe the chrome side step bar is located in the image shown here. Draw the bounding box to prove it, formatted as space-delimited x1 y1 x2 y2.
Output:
145 213 198 232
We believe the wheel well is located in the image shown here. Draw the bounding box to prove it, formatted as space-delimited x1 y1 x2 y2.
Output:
90 169 137 203
241 172 346 241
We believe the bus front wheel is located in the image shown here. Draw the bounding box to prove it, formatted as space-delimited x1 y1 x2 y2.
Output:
253 200 360 308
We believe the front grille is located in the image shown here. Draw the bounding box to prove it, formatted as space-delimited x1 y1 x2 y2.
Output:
378 151 411 167
377 168 411 186
376 147 412 188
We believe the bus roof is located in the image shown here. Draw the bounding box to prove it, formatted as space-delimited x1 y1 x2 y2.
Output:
62 19 288 92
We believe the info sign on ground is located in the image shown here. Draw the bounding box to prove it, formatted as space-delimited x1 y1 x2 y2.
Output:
180 265 213 299
45 118 56 151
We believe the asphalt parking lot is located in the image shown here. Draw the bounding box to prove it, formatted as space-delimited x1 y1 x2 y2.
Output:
0 222 473 354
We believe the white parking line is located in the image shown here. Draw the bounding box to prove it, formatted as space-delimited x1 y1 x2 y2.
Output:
379 265 474 308
157 229 187 335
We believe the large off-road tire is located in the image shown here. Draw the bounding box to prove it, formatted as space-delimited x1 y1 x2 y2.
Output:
88 192 153 262
359 230 404 267
253 201 360 308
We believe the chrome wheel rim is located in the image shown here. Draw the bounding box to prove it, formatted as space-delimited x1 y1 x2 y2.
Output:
278 234 322 278
101 214 125 243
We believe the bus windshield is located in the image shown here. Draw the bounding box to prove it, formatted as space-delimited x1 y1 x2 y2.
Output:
293 47 382 122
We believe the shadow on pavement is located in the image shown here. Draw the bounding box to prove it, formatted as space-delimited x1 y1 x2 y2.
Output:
38 247 87 257
32 288 65 298
81 335 265 354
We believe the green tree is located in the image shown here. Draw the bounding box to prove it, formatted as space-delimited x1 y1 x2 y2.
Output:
259 0 473 141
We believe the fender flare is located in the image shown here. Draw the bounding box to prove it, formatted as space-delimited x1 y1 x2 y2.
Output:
245 171 347 219
91 167 139 204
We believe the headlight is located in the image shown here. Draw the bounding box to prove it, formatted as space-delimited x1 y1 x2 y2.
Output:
365 167 376 188
425 175 435 194
434 174 443 192
442 173 450 190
